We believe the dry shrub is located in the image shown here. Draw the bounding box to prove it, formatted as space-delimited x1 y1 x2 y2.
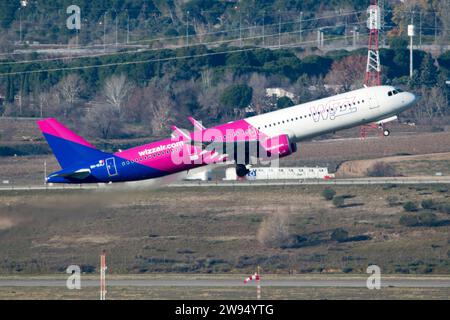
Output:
367 162 396 177
257 211 290 248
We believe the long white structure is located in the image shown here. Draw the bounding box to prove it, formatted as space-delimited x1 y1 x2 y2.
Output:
224 167 334 181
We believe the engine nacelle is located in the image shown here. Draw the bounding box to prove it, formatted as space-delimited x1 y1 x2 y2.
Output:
261 134 297 159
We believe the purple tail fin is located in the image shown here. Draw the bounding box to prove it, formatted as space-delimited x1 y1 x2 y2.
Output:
37 118 109 168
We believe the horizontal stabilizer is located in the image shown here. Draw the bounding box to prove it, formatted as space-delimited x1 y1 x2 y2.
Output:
47 168 91 182
171 125 191 140
188 116 206 131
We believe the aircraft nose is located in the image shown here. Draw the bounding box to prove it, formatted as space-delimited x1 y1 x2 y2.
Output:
406 92 417 105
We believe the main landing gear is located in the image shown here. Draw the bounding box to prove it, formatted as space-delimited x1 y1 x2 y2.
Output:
236 164 250 177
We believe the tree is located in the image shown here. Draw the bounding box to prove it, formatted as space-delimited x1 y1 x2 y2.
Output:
300 55 333 77
415 86 447 119
248 73 271 114
103 74 134 114
136 82 177 136
325 55 366 92
276 96 294 109
420 54 438 86
84 104 122 139
219 84 253 115
56 74 85 119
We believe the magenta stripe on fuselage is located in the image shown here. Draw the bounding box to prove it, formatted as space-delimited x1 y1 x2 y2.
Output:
112 119 264 172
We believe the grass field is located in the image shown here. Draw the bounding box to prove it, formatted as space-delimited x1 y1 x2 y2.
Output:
2 285 449 300
0 274 449 300
0 185 449 276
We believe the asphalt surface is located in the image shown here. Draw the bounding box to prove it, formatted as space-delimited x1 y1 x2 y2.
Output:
0 278 449 288
1 177 450 191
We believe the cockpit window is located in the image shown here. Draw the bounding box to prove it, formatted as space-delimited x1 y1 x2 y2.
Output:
393 90 398 95
388 91 392 96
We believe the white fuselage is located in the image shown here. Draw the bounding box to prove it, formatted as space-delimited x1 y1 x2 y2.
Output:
245 85 416 142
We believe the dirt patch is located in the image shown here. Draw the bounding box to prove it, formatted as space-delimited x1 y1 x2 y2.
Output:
336 152 450 177
33 235 120 249
0 217 15 230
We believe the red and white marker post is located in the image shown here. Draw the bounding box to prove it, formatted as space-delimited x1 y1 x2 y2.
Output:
100 251 107 300
244 267 261 299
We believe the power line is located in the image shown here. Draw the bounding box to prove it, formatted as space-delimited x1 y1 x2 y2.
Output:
0 33 370 78
0 20 368 66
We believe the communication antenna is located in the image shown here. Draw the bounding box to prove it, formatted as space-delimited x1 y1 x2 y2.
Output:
364 0 382 86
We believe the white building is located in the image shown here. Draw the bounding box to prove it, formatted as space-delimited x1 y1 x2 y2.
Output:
184 170 212 181
224 167 334 181
265 88 296 100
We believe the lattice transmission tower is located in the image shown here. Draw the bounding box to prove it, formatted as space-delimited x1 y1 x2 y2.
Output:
364 0 382 86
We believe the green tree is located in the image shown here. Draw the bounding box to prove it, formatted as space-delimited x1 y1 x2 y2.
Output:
420 54 438 86
219 84 253 110
276 96 294 109
6 76 15 103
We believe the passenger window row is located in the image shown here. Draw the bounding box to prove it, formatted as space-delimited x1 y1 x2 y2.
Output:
121 147 183 166
257 99 365 130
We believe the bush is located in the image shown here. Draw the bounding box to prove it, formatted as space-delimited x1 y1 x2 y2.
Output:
80 264 96 273
257 212 290 248
322 188 336 201
331 228 349 242
403 201 418 212
342 267 353 273
399 215 420 227
332 195 345 208
418 211 438 226
421 199 436 210
367 162 396 177
386 196 400 207
438 203 450 214
400 212 440 227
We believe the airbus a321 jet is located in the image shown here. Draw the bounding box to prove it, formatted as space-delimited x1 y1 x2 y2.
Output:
38 85 417 184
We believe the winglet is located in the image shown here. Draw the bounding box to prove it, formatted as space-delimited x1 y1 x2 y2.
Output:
171 125 191 140
188 116 206 131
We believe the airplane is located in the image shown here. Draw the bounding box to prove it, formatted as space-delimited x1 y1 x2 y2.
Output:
37 85 417 184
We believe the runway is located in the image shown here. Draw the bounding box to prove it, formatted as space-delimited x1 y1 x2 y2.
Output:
1 176 450 191
1 278 449 288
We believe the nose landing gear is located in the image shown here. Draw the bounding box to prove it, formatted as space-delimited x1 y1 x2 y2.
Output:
359 123 391 139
